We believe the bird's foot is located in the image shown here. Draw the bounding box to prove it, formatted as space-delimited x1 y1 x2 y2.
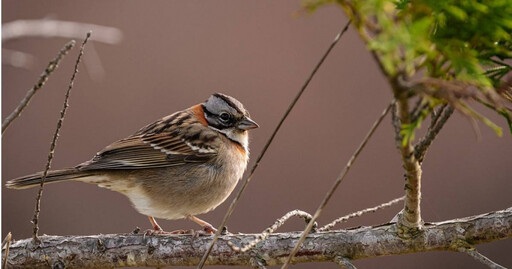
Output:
201 224 217 234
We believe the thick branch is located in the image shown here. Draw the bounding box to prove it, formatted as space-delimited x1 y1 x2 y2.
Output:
4 207 511 268
392 77 423 232
395 100 423 230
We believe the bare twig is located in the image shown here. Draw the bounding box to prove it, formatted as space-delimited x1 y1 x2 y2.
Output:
414 105 454 163
31 32 91 242
5 207 511 268
228 210 317 252
197 20 352 269
319 196 405 232
458 247 507 269
2 233 12 269
2 40 75 134
2 20 122 44
335 256 357 269
429 104 447 129
410 97 428 123
281 100 394 269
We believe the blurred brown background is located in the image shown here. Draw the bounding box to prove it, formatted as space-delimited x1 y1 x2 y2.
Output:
2 1 511 268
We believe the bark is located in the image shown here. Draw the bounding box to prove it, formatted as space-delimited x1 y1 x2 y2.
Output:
4 207 511 268
394 95 423 231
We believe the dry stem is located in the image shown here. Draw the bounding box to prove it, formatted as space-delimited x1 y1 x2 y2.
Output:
31 32 91 242
458 247 507 269
228 210 317 252
414 105 454 163
2 40 75 134
319 196 405 232
4 207 510 268
1 233 12 269
197 20 352 269
281 100 394 269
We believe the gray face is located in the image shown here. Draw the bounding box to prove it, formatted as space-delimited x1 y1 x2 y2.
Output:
202 93 248 131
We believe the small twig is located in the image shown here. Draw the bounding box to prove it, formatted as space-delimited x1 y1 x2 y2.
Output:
458 247 506 269
31 32 91 242
410 97 426 122
281 100 394 269
429 104 447 129
196 20 352 269
335 256 357 269
228 210 317 252
319 196 405 232
2 232 12 269
2 40 75 134
414 105 454 163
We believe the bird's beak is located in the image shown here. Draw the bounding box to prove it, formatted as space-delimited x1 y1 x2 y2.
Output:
238 117 259 130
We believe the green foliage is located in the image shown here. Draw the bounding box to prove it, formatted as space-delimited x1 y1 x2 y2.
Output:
303 0 512 138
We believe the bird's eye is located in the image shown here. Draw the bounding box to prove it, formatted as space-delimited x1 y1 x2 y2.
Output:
219 112 232 123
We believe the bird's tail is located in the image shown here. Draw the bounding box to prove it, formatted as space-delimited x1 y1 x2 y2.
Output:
6 169 95 189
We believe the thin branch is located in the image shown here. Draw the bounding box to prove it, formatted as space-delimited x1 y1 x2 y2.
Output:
458 247 507 269
2 19 122 44
2 40 75 134
319 196 405 232
410 97 427 123
335 256 357 269
2 233 12 269
228 210 317 252
197 20 352 269
429 104 447 129
281 100 394 269
31 32 91 242
414 105 454 163
4 207 511 268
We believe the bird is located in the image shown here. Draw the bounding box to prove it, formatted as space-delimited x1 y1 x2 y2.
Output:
6 93 259 234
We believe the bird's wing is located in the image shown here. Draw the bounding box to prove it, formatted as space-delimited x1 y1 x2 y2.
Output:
77 113 219 170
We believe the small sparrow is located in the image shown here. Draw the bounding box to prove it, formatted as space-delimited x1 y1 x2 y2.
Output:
7 93 258 234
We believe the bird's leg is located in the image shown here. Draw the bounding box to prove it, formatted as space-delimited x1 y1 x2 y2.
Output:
148 216 163 231
187 215 217 234
145 216 188 235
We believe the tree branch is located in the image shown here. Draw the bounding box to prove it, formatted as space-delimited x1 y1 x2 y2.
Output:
393 77 423 232
281 100 394 269
319 196 404 232
2 40 75 134
198 19 352 269
458 247 507 269
414 105 454 163
31 32 91 242
4 207 511 268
